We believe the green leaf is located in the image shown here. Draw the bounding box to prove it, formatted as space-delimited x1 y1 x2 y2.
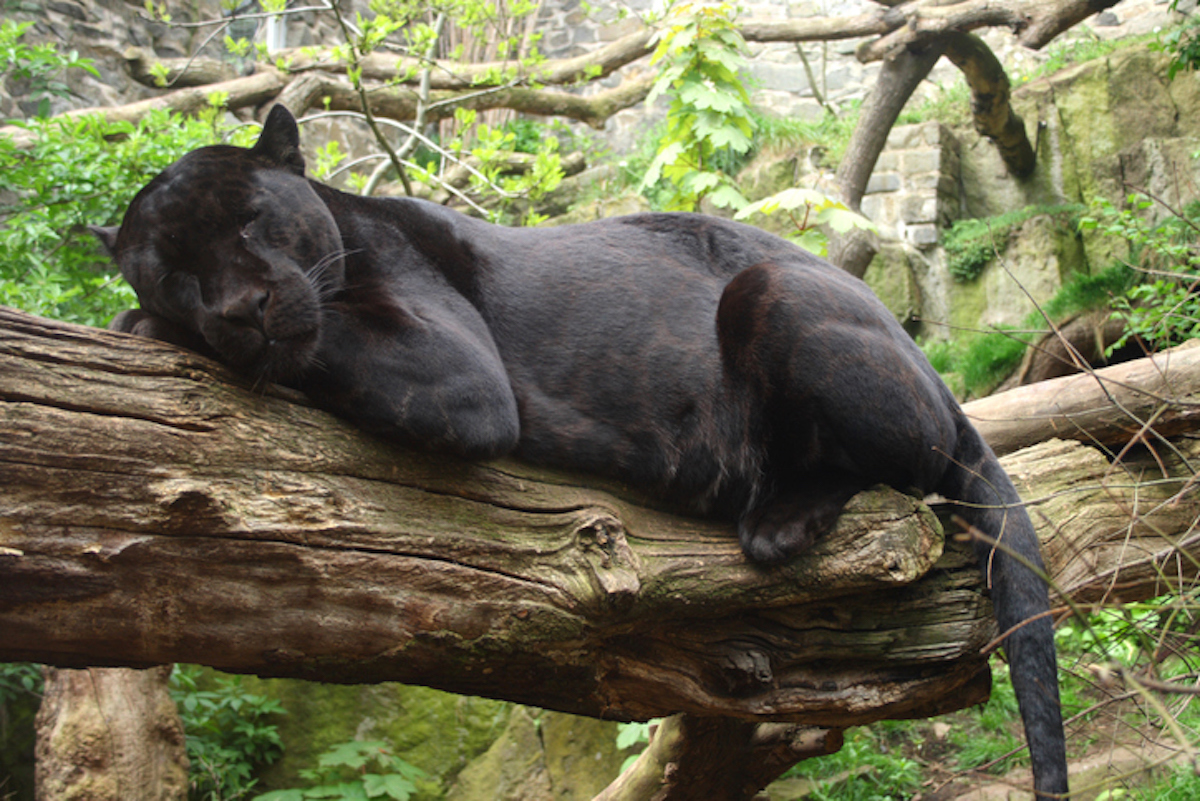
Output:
362 773 417 800
252 791 306 801
639 141 685 189
684 170 722 194
817 206 877 234
707 182 748 211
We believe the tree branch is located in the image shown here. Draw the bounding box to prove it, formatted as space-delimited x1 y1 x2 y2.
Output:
0 306 991 728
941 31 1036 178
3 304 1200 716
964 342 1200 457
276 70 653 129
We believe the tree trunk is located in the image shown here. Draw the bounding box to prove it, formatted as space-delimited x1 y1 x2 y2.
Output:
4 304 1200 688
593 716 844 801
5 306 1200 800
963 341 1200 457
0 306 986 727
942 32 1036 178
828 42 945 277
34 666 187 801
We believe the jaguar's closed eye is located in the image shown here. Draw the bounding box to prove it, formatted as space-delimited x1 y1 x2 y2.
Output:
239 211 260 240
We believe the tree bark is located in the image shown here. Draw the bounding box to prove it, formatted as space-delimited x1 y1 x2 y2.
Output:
963 341 1200 458
0 306 989 727
593 716 845 801
5 306 1200 800
942 32 1036 178
0 69 289 149
275 70 653 130
3 305 1200 689
34 665 188 801
828 42 946 277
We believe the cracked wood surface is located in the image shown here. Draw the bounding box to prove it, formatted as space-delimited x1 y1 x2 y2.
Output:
2 306 1199 727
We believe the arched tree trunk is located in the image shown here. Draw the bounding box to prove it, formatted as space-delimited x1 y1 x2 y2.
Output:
829 42 946 277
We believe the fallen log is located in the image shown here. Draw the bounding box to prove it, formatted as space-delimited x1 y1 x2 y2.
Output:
1 304 1198 722
964 341 1200 457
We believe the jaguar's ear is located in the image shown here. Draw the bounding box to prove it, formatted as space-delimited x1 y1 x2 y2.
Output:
252 104 306 176
89 224 120 257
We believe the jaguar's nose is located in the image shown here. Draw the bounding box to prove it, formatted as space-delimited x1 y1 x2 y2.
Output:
220 290 270 331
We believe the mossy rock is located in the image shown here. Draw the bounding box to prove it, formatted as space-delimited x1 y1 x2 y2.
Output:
446 707 627 801
863 243 922 330
244 679 511 799
946 214 1085 334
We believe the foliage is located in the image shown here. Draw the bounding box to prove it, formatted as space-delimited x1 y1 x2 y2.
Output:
941 204 1085 282
1037 262 1138 320
897 78 972 130
750 102 861 168
1079 194 1200 353
615 718 661 773
252 740 426 801
640 1 755 212
947 667 1023 775
735 187 874 256
258 0 564 219
923 326 1030 397
0 56 256 326
0 662 41 708
1023 31 1148 83
0 20 99 118
171 665 287 801
1155 7 1200 80
922 260 1135 397
785 721 923 801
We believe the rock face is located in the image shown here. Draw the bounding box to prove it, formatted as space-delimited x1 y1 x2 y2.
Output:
853 44 1200 340
239 679 628 801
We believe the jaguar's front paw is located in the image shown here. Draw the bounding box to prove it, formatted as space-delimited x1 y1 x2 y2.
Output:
737 482 861 564
108 309 207 353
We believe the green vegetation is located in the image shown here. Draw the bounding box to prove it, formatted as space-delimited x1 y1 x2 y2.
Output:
735 187 874 256
922 262 1137 396
1081 195 1200 353
0 22 259 326
897 79 972 130
171 666 287 801
639 1 755 211
781 592 1200 800
941 204 1085 282
0 20 98 118
253 740 426 801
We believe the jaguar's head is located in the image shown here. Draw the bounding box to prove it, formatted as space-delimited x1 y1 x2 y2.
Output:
94 105 345 383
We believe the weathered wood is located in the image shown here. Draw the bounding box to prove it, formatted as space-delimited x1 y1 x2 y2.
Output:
0 69 289 149
593 716 845 801
0 306 988 727
275 71 654 129
3 304 1199 736
34 665 188 801
942 31 1035 178
964 342 1200 457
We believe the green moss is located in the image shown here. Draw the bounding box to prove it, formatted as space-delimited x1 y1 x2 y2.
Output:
244 679 511 800
924 262 1136 396
942 204 1085 282
1040 262 1137 319
897 78 972 129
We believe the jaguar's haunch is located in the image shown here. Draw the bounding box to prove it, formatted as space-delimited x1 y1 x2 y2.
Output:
95 104 1067 799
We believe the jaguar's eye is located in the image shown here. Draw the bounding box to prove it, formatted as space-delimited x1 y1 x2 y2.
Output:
238 209 260 240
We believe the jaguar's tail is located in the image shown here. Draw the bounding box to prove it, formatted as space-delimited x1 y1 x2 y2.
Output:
939 422 1068 800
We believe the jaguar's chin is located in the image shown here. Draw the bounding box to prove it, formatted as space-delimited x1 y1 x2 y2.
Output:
255 331 322 386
